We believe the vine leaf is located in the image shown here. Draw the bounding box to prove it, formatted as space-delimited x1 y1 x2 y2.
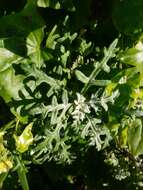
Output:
0 48 22 72
113 0 143 35
26 28 45 68
0 67 24 103
0 0 44 38
127 118 143 156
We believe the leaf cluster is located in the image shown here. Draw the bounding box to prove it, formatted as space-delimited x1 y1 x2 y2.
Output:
0 0 143 189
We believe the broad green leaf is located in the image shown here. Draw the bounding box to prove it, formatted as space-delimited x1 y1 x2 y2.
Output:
0 0 43 37
127 119 143 156
26 28 44 68
120 48 143 67
135 131 143 156
113 0 143 35
14 123 33 153
0 0 44 38
104 67 139 96
0 0 45 72
120 40 143 74
0 48 21 72
0 67 24 102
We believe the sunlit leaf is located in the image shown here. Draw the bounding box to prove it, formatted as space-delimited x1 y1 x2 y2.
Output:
14 122 33 153
75 70 89 84
37 0 61 9
26 28 44 68
127 119 143 156
0 132 13 175
0 48 21 72
0 67 24 102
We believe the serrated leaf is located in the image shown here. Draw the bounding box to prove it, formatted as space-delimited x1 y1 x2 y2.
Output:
82 39 118 94
91 80 111 86
79 39 92 56
46 25 59 49
51 96 58 125
34 68 61 89
62 90 68 105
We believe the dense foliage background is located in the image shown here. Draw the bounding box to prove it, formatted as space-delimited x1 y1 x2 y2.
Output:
1 0 143 189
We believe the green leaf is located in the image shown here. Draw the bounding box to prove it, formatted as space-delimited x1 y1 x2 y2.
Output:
14 123 33 153
62 90 68 105
91 80 111 86
120 40 143 73
0 67 24 102
26 28 44 68
75 70 89 84
37 0 75 11
37 0 61 9
51 96 58 125
46 25 59 49
0 172 8 189
32 67 61 89
113 0 143 35
81 39 118 94
60 45 70 67
79 39 92 56
0 48 22 72
0 132 13 175
127 119 143 156
0 0 44 38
